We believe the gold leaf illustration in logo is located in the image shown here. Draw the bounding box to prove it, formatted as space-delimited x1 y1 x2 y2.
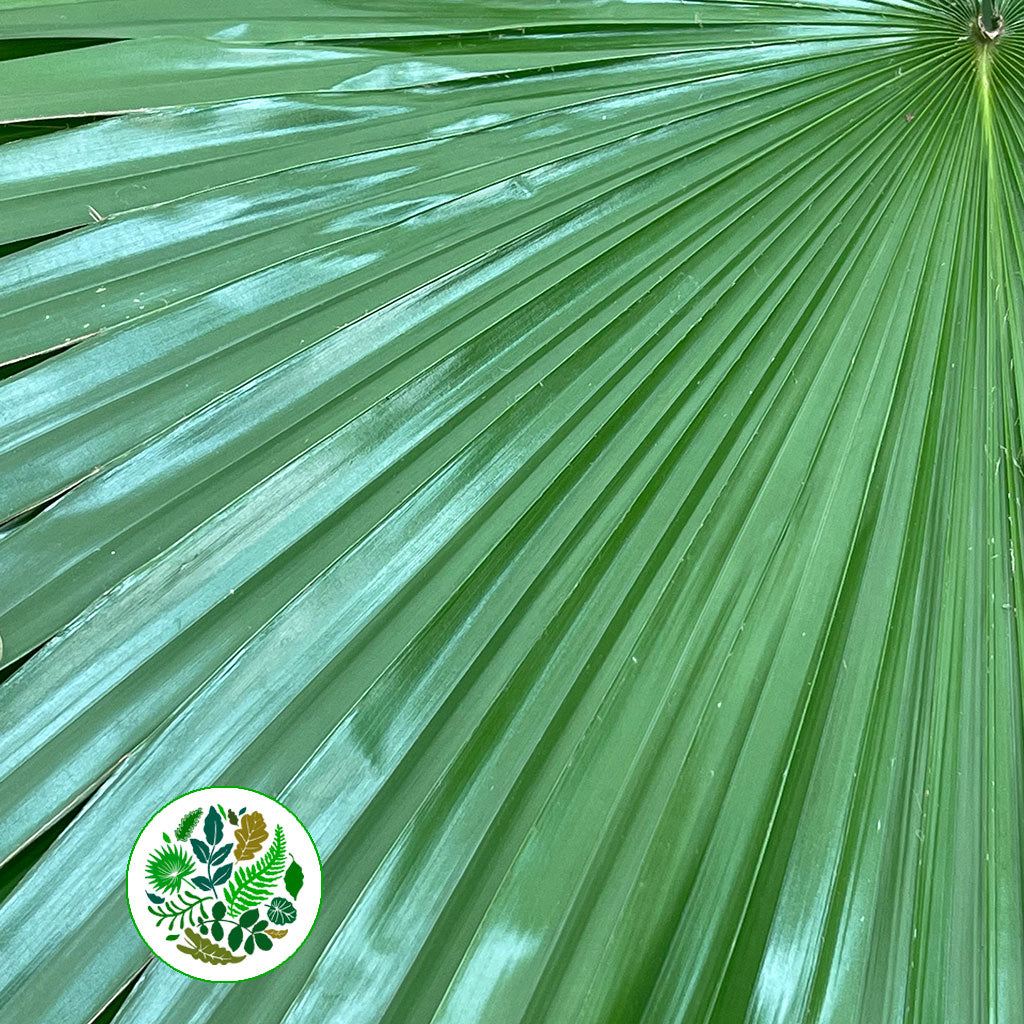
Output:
233 811 269 861
176 927 245 964
265 928 288 939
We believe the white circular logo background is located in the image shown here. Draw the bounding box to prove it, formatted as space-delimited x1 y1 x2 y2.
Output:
127 787 322 982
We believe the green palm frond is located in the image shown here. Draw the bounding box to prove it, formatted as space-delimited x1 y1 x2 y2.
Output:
144 845 196 897
1 1 1024 1023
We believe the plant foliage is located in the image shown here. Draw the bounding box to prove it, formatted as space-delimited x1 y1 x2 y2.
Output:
176 928 245 966
223 826 287 917
233 811 269 862
144 845 196 896
173 808 203 843
0 1 1023 1022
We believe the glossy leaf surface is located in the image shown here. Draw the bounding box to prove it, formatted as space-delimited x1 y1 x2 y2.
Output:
1 1 1023 1022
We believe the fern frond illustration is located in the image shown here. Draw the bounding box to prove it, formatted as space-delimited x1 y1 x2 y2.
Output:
145 844 196 894
223 825 286 916
146 889 211 929
174 807 203 841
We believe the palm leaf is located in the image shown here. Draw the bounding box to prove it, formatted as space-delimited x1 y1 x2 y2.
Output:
1 1 1023 1022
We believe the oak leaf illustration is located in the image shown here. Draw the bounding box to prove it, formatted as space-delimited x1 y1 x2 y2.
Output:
176 927 245 964
233 811 269 861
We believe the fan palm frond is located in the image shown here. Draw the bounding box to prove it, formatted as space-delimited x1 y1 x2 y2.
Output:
1 1 1023 1022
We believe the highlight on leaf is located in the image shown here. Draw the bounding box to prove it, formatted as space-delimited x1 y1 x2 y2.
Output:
3 0 1023 1018
233 810 269 862
144 844 197 895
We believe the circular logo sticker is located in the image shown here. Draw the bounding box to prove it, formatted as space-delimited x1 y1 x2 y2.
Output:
126 787 321 982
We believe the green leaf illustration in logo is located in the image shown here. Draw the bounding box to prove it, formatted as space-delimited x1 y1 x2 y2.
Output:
210 842 233 866
211 862 233 886
135 801 314 973
223 825 286 916
173 808 202 842
266 897 296 926
145 844 197 895
176 927 245 965
203 806 224 847
284 857 304 901
147 889 211 930
238 908 259 928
